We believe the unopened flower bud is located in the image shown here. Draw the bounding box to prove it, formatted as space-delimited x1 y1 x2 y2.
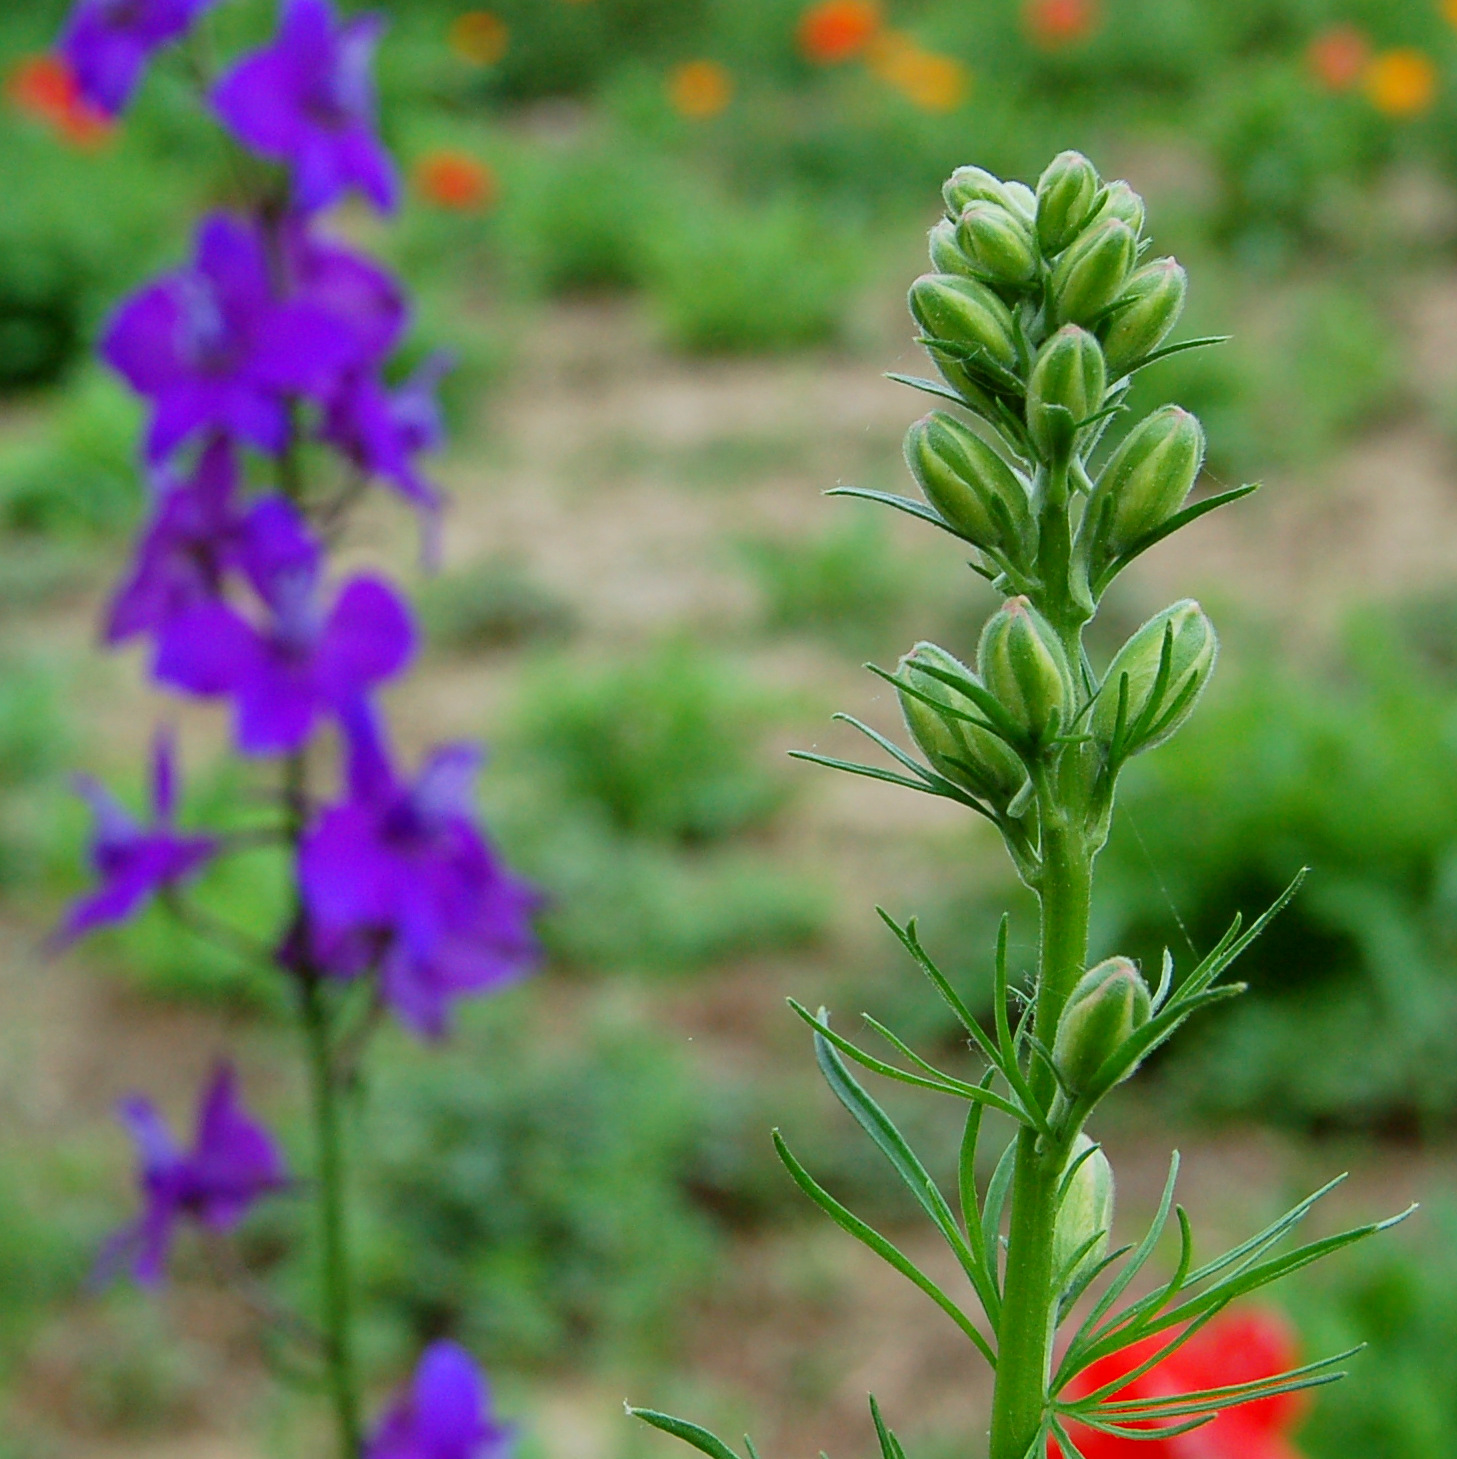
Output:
944 165 1021 219
1053 1135 1115 1291
909 273 1018 373
1084 406 1204 573
1101 258 1187 377
897 643 1028 809
1092 180 1145 238
928 217 976 278
905 412 1033 557
1092 600 1217 756
1050 218 1137 327
1053 957 1152 1094
1026 326 1106 460
977 596 1074 740
1035 150 1102 256
956 201 1038 287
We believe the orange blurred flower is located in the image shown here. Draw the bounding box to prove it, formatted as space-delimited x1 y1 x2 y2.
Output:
448 11 508 66
869 33 969 111
415 150 498 211
1023 0 1101 49
1307 25 1370 92
667 60 733 118
1444 0 1457 27
798 0 882 64
7 54 112 148
1366 47 1437 116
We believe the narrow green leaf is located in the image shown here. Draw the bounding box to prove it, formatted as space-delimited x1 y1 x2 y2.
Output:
628 1409 741 1459
982 1135 1019 1282
884 371 975 408
1093 484 1258 596
826 485 953 532
773 1131 997 1367
790 1002 1032 1122
811 1022 996 1296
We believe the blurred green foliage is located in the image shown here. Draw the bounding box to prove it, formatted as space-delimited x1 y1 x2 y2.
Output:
418 555 578 654
1294 1203 1457 1459
496 641 829 974
361 1003 719 1370
739 507 917 645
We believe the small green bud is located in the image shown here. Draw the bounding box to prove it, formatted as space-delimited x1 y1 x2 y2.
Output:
1004 180 1038 221
1092 179 1146 238
977 596 1075 740
1084 406 1204 573
955 201 1038 287
905 411 1033 557
1035 150 1102 255
943 165 1019 218
1101 257 1188 376
897 643 1028 809
1053 1135 1115 1291
928 217 976 278
1053 957 1152 1094
1050 217 1137 327
909 273 1019 373
1092 600 1218 757
1026 325 1106 460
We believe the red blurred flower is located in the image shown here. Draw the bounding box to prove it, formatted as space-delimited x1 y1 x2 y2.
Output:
1024 0 1102 50
1051 1309 1304 1458
414 151 497 212
1306 25 1369 93
798 0 882 64
7 53 113 148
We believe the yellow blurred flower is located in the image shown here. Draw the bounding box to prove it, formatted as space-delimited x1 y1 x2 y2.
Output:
1445 0 1457 26
869 32 970 112
668 60 734 119
1365 47 1437 116
449 11 509 66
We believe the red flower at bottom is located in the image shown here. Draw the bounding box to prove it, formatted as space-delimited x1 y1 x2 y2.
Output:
1051 1309 1305 1458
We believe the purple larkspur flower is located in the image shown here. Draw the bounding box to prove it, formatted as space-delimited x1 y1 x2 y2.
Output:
300 702 538 1038
153 512 414 754
103 212 357 463
287 222 407 368
213 0 397 216
100 1063 288 1286
325 352 452 524
61 0 214 116
55 730 216 944
366 1341 512 1459
106 436 245 644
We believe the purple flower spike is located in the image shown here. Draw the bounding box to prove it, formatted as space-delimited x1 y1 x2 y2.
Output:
301 702 538 1039
56 730 216 944
62 0 215 116
325 352 453 532
103 212 357 463
100 1063 289 1286
366 1341 512 1459
154 519 415 753
213 0 398 216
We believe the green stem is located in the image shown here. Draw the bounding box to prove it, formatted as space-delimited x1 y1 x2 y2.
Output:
301 972 364 1458
284 743 362 1458
988 818 1093 1459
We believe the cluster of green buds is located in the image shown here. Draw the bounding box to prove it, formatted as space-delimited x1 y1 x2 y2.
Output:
635 151 1405 1459
833 148 1246 870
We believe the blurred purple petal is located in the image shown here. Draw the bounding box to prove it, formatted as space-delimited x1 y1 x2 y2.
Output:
213 0 397 215
62 0 215 115
366 1341 512 1459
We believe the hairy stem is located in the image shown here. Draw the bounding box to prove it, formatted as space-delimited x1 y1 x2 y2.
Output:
988 815 1093 1459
